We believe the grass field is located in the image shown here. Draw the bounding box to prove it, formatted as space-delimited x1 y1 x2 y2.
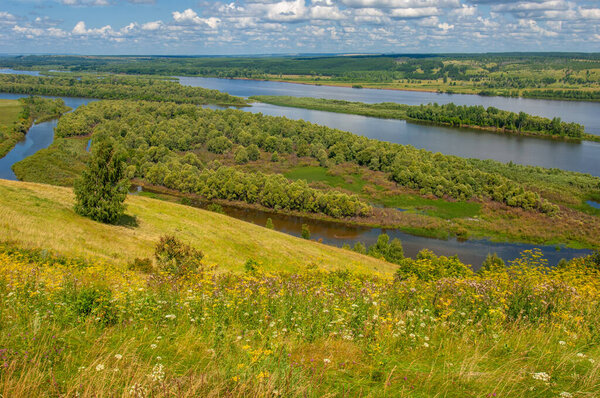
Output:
0 179 394 274
0 99 24 158
284 166 368 195
0 99 21 126
378 194 481 220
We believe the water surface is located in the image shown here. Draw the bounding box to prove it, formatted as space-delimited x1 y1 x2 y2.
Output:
185 198 591 269
180 76 600 135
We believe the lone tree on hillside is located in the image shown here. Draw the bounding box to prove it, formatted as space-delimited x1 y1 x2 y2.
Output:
74 138 129 224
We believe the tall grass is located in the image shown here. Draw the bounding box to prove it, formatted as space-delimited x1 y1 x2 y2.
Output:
0 244 598 397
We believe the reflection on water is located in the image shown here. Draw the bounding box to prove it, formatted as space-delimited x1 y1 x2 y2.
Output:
180 76 600 135
175 196 591 269
587 200 600 209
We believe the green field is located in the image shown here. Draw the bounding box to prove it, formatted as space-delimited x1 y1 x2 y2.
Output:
0 179 393 274
284 166 368 194
0 99 24 158
378 194 481 220
0 99 22 126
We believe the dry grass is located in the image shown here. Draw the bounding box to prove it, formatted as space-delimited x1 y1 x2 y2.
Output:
0 179 394 273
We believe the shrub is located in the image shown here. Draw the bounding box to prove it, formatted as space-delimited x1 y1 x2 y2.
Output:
265 218 274 229
301 224 311 240
395 249 472 281
244 258 260 273
154 235 204 278
207 203 225 214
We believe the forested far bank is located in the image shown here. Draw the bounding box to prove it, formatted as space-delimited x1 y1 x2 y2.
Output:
251 96 589 140
0 74 247 106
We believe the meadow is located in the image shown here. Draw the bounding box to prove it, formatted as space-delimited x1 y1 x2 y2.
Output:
0 212 598 396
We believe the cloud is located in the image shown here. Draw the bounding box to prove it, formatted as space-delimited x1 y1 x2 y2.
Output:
173 8 221 28
141 20 162 31
579 8 600 19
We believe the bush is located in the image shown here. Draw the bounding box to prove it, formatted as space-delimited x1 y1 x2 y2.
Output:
265 218 274 229
154 235 204 278
301 224 311 240
244 258 260 273
395 249 472 281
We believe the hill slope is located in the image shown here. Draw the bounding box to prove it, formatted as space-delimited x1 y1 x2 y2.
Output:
0 179 394 273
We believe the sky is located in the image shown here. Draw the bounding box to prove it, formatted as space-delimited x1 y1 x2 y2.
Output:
0 0 599 55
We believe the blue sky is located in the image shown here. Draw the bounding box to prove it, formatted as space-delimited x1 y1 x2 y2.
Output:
1 0 599 55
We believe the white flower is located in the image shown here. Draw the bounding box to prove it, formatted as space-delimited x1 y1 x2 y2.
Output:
156 356 162 361
589 358 596 364
559 392 573 398
577 353 586 358
323 358 331 364
148 363 165 382
559 341 566 346
423 342 430 348
150 344 157 350
95 364 105 371
165 314 176 320
114 354 123 360
532 372 550 382
420 323 426 328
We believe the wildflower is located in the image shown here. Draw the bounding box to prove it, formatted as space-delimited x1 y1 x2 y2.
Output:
559 341 566 346
114 354 123 360
423 342 430 348
532 372 550 382
148 363 165 382
232 376 239 382
165 314 176 320
150 344 157 350
420 322 426 328
323 358 331 364
577 353 585 358
96 364 105 371
559 393 573 398
156 356 162 361
589 358 596 364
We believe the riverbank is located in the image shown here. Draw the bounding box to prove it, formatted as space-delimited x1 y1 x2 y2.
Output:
251 96 597 142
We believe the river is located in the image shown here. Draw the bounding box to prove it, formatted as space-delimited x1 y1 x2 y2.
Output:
0 93 94 180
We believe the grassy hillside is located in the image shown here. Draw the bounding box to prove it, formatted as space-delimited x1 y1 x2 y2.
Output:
0 179 394 274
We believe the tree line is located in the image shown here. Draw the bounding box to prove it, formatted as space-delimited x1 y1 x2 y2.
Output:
0 74 246 106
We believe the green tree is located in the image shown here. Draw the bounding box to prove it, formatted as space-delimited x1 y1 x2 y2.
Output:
74 138 129 224
271 151 279 162
301 224 311 240
234 146 249 164
247 144 260 161
265 218 274 229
